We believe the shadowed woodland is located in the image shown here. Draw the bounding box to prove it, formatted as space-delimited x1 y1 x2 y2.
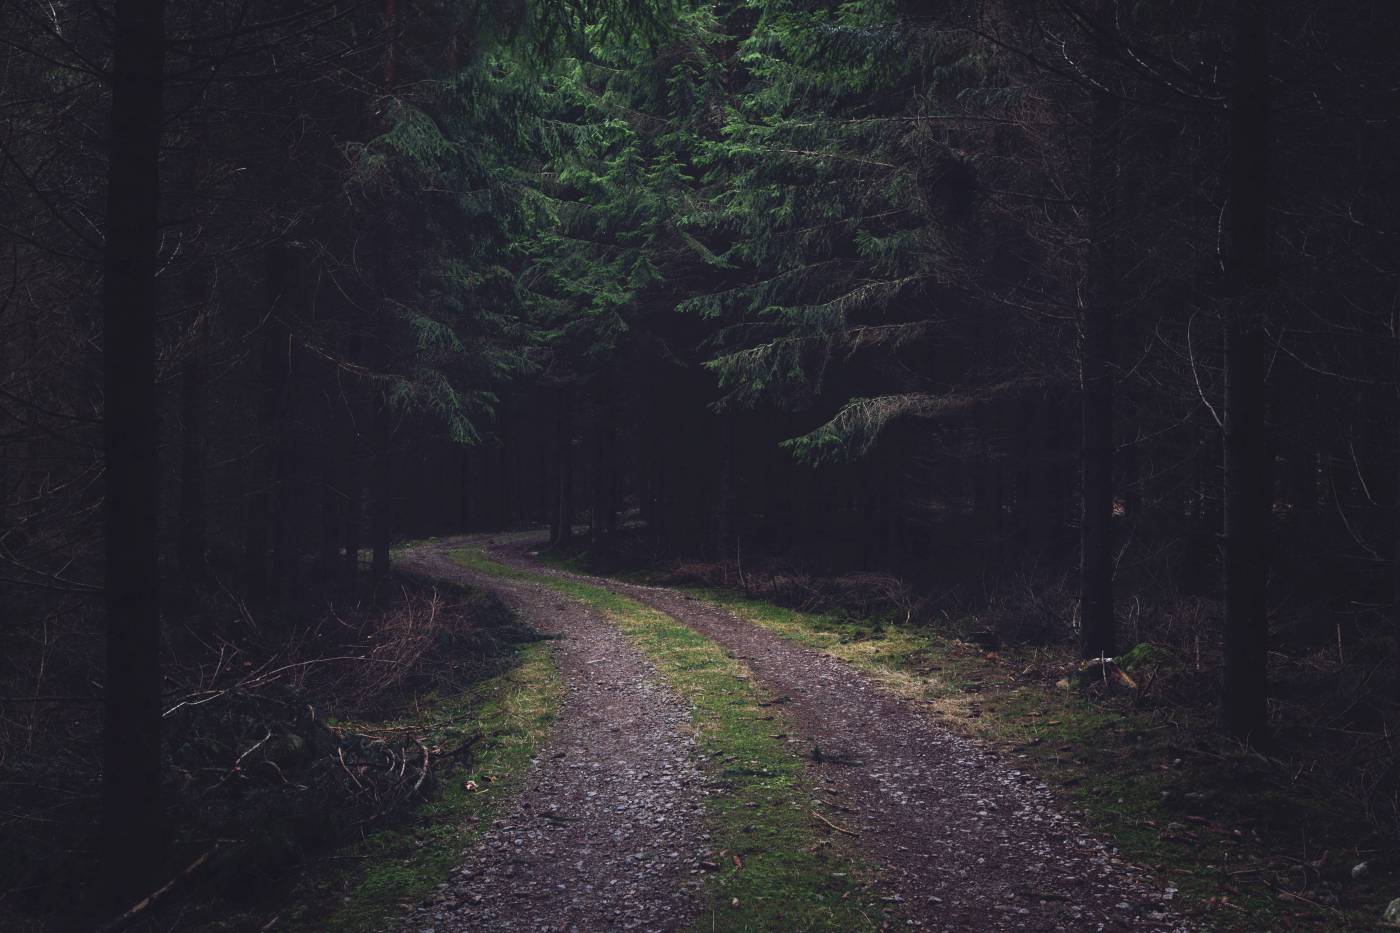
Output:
3 0 1400 928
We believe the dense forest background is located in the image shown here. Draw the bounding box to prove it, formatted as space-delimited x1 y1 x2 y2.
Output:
4 0 1400 926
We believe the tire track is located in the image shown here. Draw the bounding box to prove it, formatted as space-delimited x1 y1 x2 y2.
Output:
482 537 1191 932
398 544 708 933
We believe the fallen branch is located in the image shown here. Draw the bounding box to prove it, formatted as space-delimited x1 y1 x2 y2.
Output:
337 746 365 791
1271 887 1342 916
203 728 273 796
810 810 859 836
410 738 430 795
163 655 401 719
93 848 216 933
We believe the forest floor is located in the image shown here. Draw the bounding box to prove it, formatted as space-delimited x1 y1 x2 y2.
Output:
397 533 1188 932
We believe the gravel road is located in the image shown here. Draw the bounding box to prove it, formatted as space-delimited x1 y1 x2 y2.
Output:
401 535 1191 932
397 544 708 932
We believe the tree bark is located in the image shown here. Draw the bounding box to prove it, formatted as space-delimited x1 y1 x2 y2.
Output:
371 385 392 576
497 419 510 529
343 337 364 576
178 308 208 585
243 245 292 595
272 257 305 595
556 389 574 545
99 0 167 906
319 451 341 575
715 415 735 562
464 445 481 526
591 377 617 551
1079 5 1120 660
1222 0 1272 741
604 398 618 537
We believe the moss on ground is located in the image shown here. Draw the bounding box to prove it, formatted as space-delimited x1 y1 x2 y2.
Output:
449 547 885 932
663 587 1386 932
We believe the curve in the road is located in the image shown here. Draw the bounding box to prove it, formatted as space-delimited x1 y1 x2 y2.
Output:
397 544 709 932
474 535 1190 933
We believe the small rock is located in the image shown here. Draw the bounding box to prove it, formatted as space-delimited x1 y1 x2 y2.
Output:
1351 861 1369 880
1384 897 1400 923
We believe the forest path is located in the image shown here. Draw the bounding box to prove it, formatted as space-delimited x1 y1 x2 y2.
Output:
458 533 1190 933
395 541 708 932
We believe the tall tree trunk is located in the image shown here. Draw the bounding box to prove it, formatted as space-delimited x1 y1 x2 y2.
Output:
715 415 735 563
604 396 618 537
556 389 574 545
366 0 398 577
343 337 364 576
243 246 292 595
99 0 167 906
319 452 341 575
1122 398 1141 520
1030 393 1055 557
591 377 617 551
497 420 510 529
545 435 558 542
591 410 605 551
371 385 392 576
1393 414 1400 697
1222 0 1272 741
460 447 473 529
272 258 304 595
178 309 208 585
1079 8 1120 660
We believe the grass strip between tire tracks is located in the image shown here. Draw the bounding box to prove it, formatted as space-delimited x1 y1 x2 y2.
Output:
449 547 884 932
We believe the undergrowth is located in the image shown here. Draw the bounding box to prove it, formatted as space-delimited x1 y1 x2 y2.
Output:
258 638 562 932
652 587 1398 931
0 569 559 932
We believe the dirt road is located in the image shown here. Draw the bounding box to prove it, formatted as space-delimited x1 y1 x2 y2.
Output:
402 536 1187 932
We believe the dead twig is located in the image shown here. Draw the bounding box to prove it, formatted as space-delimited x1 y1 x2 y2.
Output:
337 746 364 791
410 738 430 795
93 848 216 933
810 809 859 836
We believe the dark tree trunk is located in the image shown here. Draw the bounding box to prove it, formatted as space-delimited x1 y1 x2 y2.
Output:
272 261 305 595
545 440 557 541
591 410 605 550
371 385 392 576
1121 406 1141 520
1014 397 1035 554
591 377 617 550
1393 426 1400 696
319 451 342 575
460 447 473 529
1222 0 1272 741
343 338 364 576
497 420 510 529
556 389 574 544
99 0 167 906
715 415 735 562
178 312 208 585
368 0 397 576
1079 9 1120 660
604 399 618 537
1037 400 1054 558
651 453 667 544
243 246 293 595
